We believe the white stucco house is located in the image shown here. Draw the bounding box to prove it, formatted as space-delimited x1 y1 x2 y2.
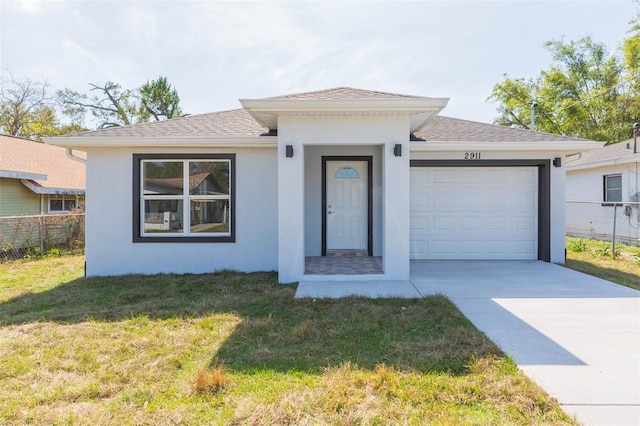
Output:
566 138 640 245
47 87 602 283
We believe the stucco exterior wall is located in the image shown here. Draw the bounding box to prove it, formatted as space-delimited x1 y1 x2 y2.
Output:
277 115 409 283
84 147 278 276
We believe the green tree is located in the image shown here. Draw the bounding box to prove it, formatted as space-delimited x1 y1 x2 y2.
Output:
139 76 182 121
488 19 640 143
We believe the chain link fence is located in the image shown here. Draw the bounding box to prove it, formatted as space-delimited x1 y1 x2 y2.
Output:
566 201 640 248
0 214 85 260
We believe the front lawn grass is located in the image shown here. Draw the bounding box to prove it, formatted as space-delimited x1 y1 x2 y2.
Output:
565 237 640 291
0 255 576 425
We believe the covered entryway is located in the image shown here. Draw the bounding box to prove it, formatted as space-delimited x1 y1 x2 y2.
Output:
410 161 550 261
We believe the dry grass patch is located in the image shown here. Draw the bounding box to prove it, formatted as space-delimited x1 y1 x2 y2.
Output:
233 358 572 425
195 365 229 394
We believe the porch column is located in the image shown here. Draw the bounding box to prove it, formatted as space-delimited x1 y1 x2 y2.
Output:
277 140 305 283
383 140 410 280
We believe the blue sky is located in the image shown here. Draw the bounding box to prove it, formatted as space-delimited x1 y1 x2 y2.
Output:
1 0 637 123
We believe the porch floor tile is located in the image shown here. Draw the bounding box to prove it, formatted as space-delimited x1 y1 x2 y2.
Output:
305 256 383 275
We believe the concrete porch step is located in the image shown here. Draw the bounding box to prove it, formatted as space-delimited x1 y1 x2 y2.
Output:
295 280 421 299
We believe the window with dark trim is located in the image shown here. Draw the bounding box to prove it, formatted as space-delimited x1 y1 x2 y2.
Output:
133 154 235 243
603 174 622 204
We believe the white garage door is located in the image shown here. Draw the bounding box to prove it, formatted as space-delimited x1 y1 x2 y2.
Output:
410 167 538 260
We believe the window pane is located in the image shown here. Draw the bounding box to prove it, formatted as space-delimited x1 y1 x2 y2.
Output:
144 199 183 233
190 161 229 195
607 189 622 202
605 175 622 202
190 199 229 233
335 167 359 179
606 175 622 190
144 161 184 195
50 199 63 211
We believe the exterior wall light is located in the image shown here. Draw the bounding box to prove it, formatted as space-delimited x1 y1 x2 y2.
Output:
553 157 562 167
286 145 294 158
394 144 402 157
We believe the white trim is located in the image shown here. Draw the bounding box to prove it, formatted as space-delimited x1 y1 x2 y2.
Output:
20 179 84 195
0 170 47 180
240 98 449 131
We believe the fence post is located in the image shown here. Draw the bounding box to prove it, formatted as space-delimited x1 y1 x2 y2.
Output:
39 215 45 253
612 204 617 258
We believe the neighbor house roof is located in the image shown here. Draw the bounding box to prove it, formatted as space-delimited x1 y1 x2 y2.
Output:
0 134 85 194
566 138 640 169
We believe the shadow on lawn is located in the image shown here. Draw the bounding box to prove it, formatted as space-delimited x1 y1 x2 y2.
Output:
0 270 501 374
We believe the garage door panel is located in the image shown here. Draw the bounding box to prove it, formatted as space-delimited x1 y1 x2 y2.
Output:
410 167 538 260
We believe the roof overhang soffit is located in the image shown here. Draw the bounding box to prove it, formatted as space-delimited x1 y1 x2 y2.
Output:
239 98 450 132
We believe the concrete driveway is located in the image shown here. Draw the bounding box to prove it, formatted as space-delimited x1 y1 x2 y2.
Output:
411 261 640 426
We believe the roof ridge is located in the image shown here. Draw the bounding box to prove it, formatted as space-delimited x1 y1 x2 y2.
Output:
262 86 426 100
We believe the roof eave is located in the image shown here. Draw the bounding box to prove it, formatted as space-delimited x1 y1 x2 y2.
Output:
566 156 640 171
0 170 48 181
410 140 605 153
44 136 278 149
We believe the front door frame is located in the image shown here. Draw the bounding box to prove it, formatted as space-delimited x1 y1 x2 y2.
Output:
322 156 373 256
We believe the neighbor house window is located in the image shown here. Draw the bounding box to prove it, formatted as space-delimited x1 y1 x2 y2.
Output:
133 154 235 242
49 195 78 213
604 174 622 204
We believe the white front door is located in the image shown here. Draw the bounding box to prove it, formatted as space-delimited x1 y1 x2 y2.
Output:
326 161 367 251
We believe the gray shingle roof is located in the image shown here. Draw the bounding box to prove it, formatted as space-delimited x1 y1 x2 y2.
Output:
414 116 588 142
57 87 588 143
566 138 640 167
62 108 268 138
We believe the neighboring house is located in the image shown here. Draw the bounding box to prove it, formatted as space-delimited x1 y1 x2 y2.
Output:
566 138 640 245
47 87 601 282
0 134 85 216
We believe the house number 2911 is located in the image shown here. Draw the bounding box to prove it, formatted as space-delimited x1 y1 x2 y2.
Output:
464 152 481 160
